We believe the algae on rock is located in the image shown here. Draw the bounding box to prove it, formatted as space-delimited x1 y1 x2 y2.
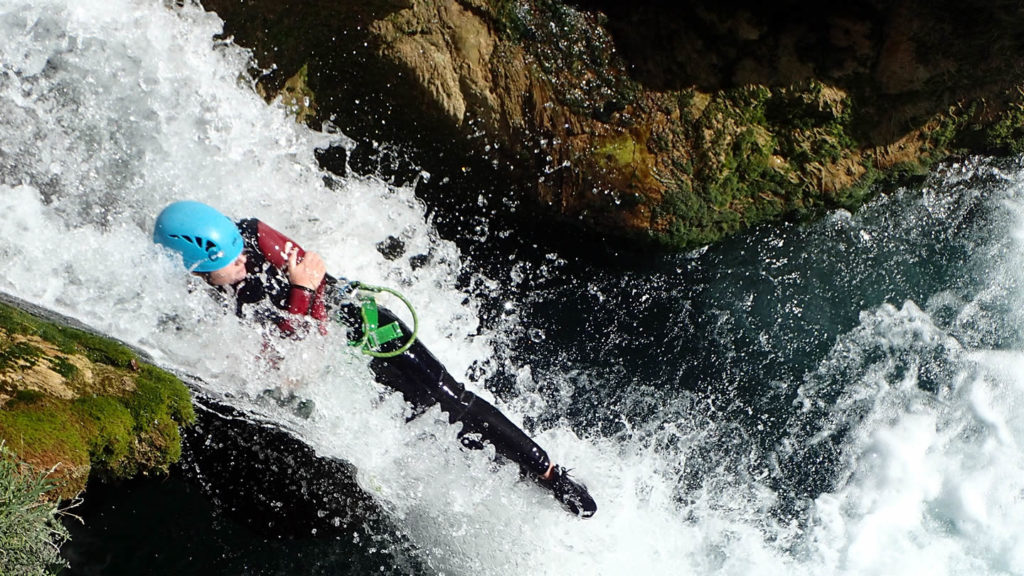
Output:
0 301 195 499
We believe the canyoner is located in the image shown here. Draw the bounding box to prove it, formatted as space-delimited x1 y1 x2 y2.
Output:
152 200 598 518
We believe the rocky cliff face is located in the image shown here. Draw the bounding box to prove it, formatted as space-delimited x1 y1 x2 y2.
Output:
201 0 1024 250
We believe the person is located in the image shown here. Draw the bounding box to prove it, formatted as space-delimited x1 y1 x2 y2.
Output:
153 200 597 518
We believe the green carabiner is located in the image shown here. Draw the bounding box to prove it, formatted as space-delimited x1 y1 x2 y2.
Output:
346 282 419 358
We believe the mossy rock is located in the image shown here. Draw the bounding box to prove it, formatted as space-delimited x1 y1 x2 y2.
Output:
0 301 195 499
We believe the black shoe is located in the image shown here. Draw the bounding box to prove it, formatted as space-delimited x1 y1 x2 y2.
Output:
541 465 597 518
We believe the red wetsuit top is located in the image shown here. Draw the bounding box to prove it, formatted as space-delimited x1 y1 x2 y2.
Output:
230 219 330 337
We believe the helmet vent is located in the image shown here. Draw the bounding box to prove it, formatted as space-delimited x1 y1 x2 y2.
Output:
169 233 215 250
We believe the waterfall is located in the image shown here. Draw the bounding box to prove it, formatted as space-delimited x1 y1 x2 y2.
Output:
2 1 1024 574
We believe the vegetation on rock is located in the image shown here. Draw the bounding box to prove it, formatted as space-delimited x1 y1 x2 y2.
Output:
0 302 195 499
0 442 70 576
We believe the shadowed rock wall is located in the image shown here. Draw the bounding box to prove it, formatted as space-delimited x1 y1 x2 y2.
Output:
201 0 1024 251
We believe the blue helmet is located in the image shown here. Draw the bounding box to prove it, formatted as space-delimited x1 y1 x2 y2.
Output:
153 201 244 272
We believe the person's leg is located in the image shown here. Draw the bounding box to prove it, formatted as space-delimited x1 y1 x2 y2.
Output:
360 306 551 477
449 388 552 476
334 299 596 516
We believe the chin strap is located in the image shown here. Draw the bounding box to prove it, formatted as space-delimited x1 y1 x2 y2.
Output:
345 282 419 358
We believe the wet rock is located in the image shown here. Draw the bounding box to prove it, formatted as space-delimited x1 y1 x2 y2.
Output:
0 294 195 499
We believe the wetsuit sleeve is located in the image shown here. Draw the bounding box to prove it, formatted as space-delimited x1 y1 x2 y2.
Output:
254 220 329 333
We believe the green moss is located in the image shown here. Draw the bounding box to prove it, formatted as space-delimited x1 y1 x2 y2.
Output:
929 107 971 153
674 87 793 242
10 389 46 406
77 334 135 369
280 63 317 124
0 340 44 371
0 302 195 496
133 365 196 428
645 80 877 250
0 371 194 493
71 396 134 477
47 356 79 382
765 82 856 169
491 0 530 41
830 162 883 211
0 369 193 484
594 134 640 168
0 304 38 335
0 401 89 470
29 326 77 356
507 0 639 118
984 105 1024 155
676 89 696 117
0 303 136 368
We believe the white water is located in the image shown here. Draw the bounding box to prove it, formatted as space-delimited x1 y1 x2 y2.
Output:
2 1 1024 574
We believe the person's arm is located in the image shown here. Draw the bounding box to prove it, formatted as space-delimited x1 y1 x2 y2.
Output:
255 220 329 330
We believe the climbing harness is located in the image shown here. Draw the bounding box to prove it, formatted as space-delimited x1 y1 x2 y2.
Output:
345 282 419 358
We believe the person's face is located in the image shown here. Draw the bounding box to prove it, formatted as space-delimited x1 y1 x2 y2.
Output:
204 253 247 286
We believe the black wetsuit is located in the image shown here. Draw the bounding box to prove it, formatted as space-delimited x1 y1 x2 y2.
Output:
228 219 551 477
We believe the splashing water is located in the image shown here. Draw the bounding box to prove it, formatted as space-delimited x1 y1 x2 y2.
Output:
3 1 1024 575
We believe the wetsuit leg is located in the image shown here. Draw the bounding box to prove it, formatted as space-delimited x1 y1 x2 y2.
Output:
334 300 551 477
